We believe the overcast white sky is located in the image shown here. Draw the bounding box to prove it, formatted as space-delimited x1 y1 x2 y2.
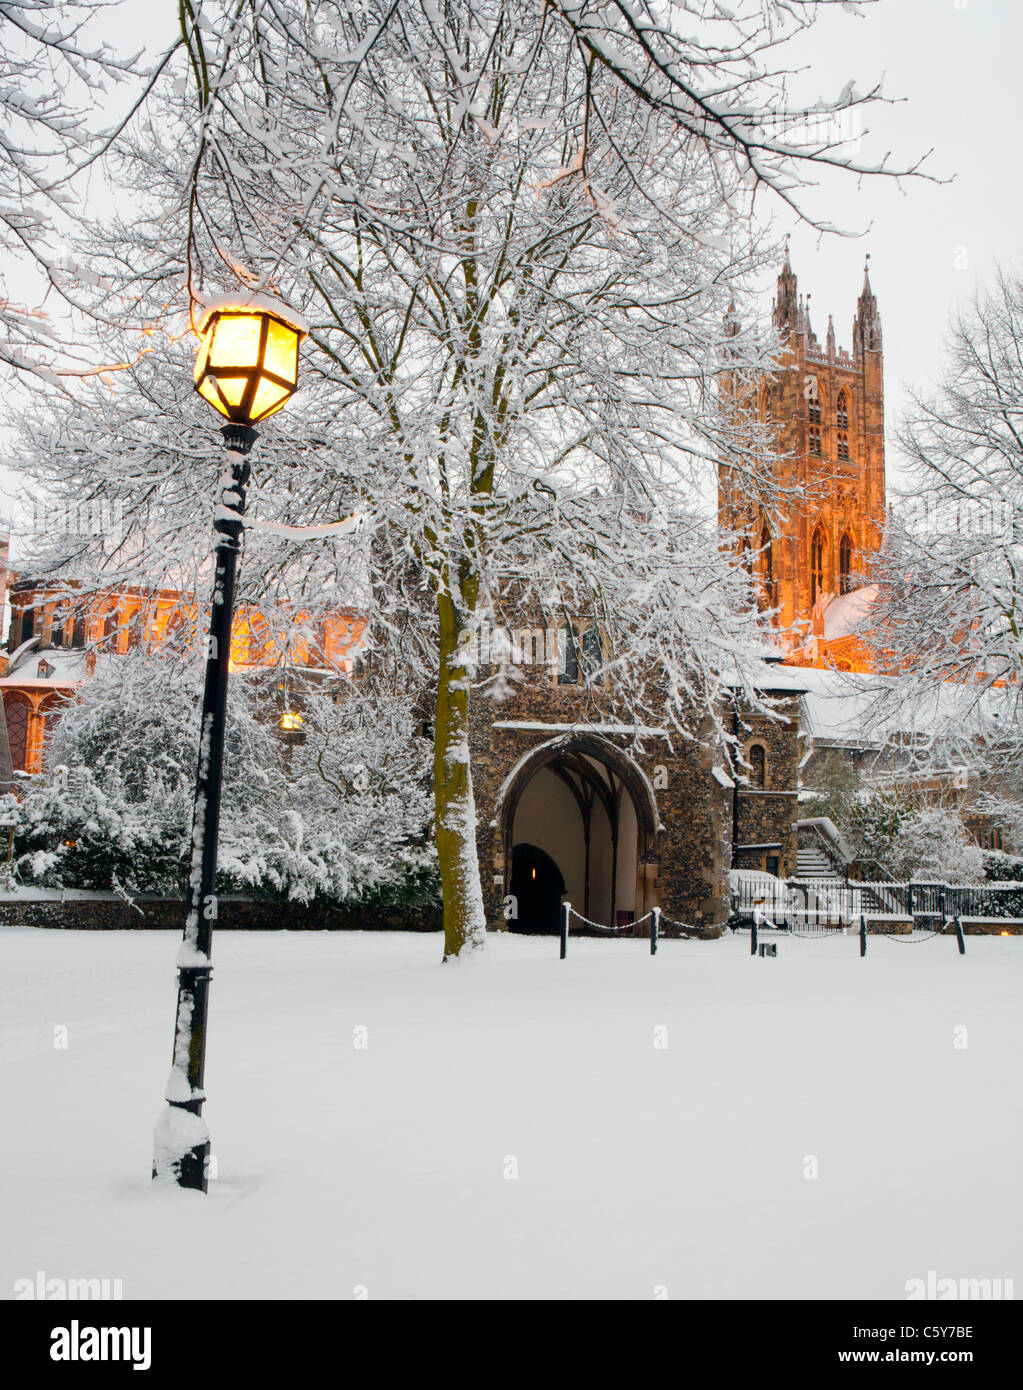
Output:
2 0 1021 535
771 0 1023 489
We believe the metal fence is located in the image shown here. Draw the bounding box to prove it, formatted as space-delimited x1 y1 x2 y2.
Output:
730 876 1023 929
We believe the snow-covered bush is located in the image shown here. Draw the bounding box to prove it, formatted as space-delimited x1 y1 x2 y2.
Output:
887 808 985 884
845 794 984 883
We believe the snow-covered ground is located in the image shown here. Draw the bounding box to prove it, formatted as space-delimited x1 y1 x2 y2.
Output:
0 926 1019 1300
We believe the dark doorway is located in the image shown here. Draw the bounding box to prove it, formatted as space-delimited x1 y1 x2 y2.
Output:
509 842 565 935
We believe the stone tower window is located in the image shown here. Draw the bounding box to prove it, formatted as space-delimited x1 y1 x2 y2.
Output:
748 743 766 789
809 425 822 456
839 533 854 594
836 389 850 461
811 526 826 607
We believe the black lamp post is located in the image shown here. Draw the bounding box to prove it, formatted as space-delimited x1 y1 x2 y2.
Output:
153 298 305 1191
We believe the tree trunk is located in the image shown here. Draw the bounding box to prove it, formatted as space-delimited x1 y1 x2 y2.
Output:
433 591 487 960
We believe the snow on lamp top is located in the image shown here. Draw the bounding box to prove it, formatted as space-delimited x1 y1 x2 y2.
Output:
193 295 307 425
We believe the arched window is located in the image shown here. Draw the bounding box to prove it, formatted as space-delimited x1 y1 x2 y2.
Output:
758 525 776 610
808 425 822 456
839 533 854 595
811 527 827 607
836 390 850 460
101 607 119 653
748 744 766 789
806 377 822 426
4 696 30 773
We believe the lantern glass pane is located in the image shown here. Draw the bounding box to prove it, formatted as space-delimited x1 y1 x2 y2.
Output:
264 317 299 385
250 377 290 421
197 377 227 416
218 376 248 407
193 325 214 383
210 314 262 369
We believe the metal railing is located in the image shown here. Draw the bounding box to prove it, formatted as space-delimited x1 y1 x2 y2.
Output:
730 877 1023 930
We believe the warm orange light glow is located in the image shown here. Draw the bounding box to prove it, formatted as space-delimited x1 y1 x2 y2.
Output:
280 710 303 730
193 304 305 425
531 867 536 880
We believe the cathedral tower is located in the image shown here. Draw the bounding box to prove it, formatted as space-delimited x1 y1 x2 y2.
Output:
721 253 886 650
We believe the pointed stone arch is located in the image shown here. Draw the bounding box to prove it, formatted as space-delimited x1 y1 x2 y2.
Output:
494 733 660 930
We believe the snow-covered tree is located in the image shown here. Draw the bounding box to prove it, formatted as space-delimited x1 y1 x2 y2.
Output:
7 1 924 958
0 1 177 384
4 651 436 903
845 791 984 884
888 808 984 885
872 268 1023 762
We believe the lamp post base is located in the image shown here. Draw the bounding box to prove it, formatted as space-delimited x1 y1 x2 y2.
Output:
152 1105 212 1191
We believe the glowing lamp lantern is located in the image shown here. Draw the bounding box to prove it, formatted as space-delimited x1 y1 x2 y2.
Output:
193 300 306 426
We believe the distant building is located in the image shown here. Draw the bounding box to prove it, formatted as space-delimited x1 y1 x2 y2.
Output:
720 251 885 670
0 576 364 774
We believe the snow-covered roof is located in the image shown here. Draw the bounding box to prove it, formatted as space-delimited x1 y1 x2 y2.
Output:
0 646 94 685
821 584 878 641
196 293 309 335
719 647 809 695
796 665 1010 747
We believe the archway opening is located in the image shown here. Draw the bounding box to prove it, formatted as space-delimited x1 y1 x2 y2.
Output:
502 738 656 932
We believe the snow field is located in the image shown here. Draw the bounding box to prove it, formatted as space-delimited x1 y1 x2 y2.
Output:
0 927 1019 1300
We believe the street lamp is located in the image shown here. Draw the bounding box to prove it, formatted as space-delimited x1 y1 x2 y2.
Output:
153 296 305 1191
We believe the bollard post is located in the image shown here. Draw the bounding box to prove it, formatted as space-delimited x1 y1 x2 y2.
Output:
954 917 966 955
860 913 867 958
560 902 570 960
651 907 660 957
751 915 758 956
